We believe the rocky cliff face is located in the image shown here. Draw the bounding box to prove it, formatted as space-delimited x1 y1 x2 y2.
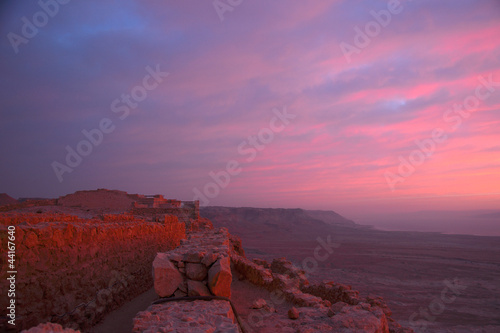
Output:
200 206 356 242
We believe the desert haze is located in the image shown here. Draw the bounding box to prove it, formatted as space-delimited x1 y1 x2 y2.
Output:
355 210 500 237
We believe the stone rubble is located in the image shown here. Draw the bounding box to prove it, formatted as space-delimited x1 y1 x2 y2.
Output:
288 307 300 320
20 323 80 333
25 221 413 333
133 300 241 333
3 192 415 332
233 255 414 332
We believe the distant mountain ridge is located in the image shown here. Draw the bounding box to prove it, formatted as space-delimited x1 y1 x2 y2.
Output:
304 209 356 226
201 206 355 227
0 193 17 206
200 206 358 245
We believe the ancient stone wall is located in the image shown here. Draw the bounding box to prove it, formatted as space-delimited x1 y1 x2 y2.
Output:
232 255 413 333
143 227 412 333
131 207 194 222
181 201 200 219
0 219 186 332
152 227 232 299
131 200 201 227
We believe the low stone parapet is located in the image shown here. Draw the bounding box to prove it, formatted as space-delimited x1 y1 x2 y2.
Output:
153 227 233 298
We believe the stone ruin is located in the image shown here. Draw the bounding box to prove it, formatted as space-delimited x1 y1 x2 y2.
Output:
8 190 414 333
129 225 415 333
152 228 233 299
131 200 200 226
56 189 201 226
19 218 414 333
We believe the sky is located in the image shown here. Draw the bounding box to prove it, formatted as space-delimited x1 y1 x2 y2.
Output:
1 0 499 226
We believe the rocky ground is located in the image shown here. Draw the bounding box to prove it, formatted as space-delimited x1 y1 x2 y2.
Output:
6 198 499 332
202 206 500 332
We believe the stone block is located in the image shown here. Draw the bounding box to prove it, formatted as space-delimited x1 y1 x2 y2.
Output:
202 252 219 267
186 263 208 281
153 254 183 297
184 251 205 263
208 256 232 297
187 280 211 296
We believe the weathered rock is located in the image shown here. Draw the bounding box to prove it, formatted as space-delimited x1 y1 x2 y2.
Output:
251 298 267 309
331 301 348 314
186 263 208 281
184 251 205 263
202 252 219 267
169 253 183 262
152 254 183 297
253 258 270 268
330 305 389 332
288 307 300 320
1 213 186 331
178 280 188 293
229 234 245 256
21 323 80 332
187 280 211 296
271 257 307 281
133 300 239 333
173 289 187 298
208 256 232 297
231 254 274 286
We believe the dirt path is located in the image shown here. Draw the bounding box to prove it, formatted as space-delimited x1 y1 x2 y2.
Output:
90 288 157 333
89 274 299 333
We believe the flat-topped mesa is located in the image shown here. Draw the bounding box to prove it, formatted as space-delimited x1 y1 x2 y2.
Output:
153 227 233 298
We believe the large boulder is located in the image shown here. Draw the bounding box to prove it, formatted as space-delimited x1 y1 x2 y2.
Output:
207 257 232 297
153 254 183 297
